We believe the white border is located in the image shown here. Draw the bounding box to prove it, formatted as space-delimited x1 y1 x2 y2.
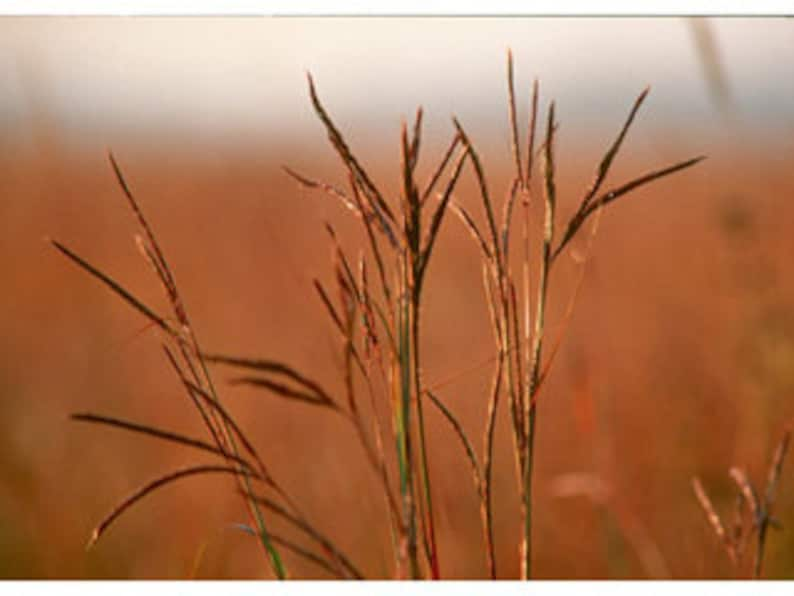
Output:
0 1 792 16
5 581 794 593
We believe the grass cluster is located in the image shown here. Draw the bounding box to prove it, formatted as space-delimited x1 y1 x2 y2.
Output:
693 426 791 579
52 52 707 579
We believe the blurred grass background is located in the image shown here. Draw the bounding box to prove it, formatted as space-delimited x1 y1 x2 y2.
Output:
1 16 794 578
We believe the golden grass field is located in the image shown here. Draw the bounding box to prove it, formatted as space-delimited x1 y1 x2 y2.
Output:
1 106 793 578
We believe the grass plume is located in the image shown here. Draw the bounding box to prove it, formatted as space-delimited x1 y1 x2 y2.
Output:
54 51 707 580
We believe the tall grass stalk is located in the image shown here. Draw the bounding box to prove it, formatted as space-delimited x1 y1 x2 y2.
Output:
446 51 702 579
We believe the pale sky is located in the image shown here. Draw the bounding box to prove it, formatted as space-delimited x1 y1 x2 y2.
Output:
1 17 792 149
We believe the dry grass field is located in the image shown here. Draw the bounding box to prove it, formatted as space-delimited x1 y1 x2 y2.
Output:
1 17 793 580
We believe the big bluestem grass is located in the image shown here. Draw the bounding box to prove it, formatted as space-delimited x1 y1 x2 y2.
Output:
52 51 704 579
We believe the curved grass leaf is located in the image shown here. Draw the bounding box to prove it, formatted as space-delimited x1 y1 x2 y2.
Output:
71 412 256 474
88 465 249 549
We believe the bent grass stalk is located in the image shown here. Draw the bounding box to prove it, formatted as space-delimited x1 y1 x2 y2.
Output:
53 154 366 579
